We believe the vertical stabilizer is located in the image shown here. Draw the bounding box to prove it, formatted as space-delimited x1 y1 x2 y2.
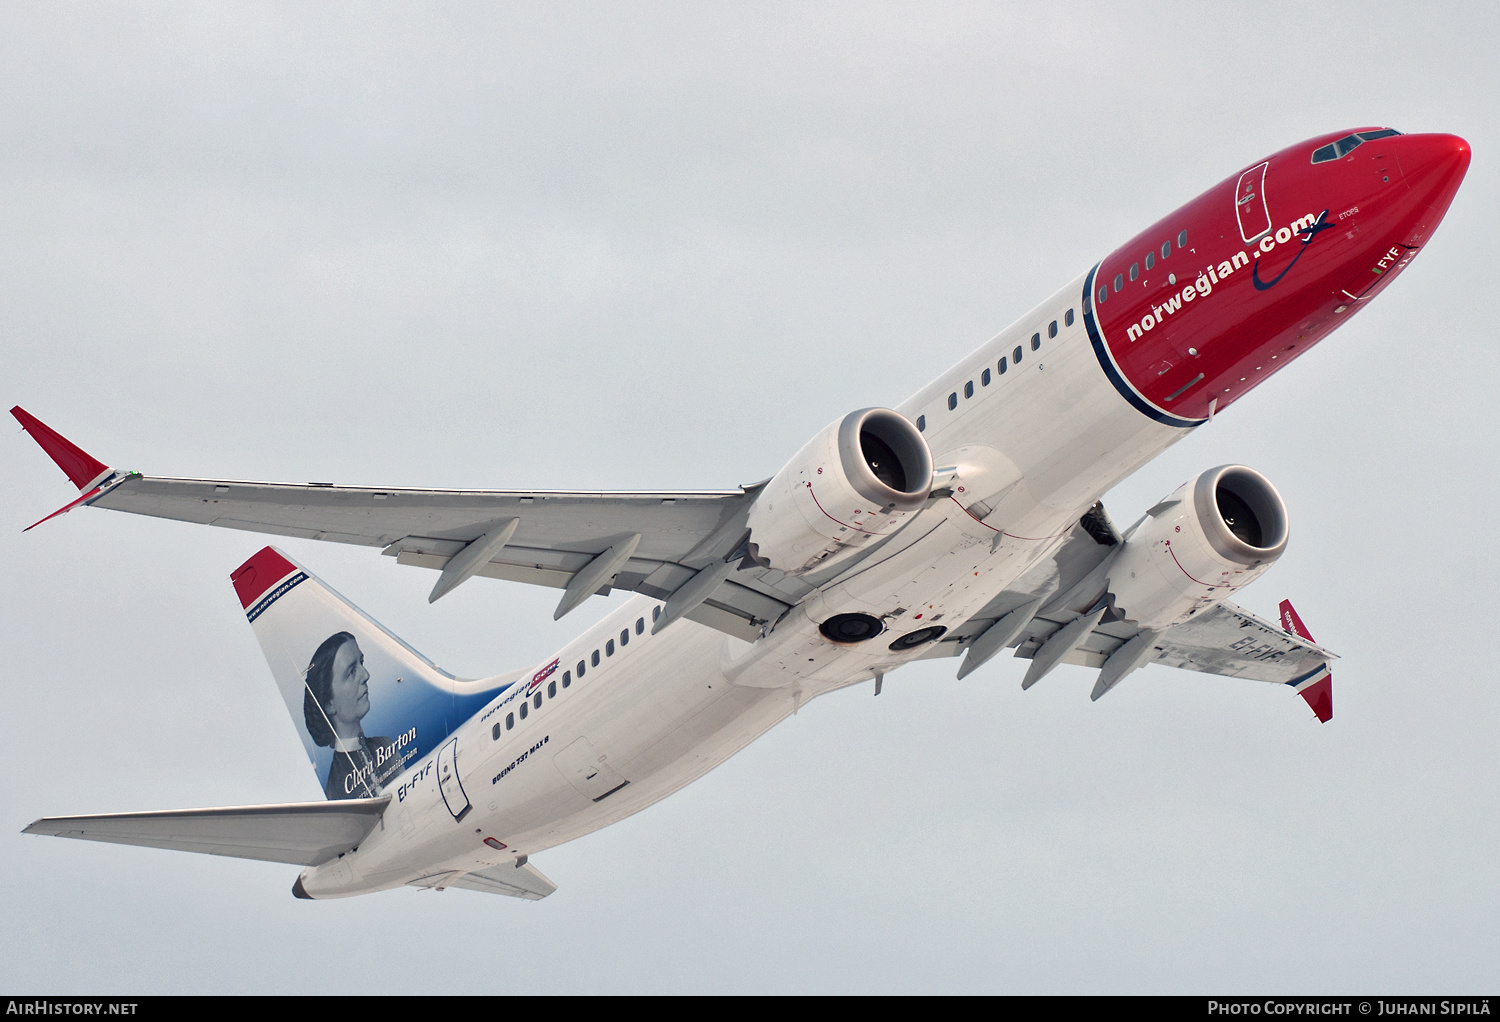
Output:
231 547 511 800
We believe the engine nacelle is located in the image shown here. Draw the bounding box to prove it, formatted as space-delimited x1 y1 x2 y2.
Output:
746 408 933 576
1107 465 1289 629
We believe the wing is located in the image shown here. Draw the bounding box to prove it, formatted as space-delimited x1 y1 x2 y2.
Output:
22 797 390 866
924 510 1337 719
12 406 794 640
934 598 1334 678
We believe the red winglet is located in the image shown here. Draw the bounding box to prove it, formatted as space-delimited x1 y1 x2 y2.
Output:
1279 599 1316 643
1299 673 1334 723
11 406 111 490
1281 600 1333 722
230 547 302 610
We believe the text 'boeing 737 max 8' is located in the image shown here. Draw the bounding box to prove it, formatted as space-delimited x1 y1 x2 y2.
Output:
12 127 1470 901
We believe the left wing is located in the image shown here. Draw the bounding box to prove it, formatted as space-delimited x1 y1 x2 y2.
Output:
12 406 792 640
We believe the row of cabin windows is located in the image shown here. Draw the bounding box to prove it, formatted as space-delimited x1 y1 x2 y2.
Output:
1097 229 1189 305
921 308 1076 426
493 606 661 738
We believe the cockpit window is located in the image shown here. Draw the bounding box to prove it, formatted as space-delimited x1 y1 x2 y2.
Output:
1312 129 1401 164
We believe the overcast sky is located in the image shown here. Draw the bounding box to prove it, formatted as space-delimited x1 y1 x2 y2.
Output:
2 1 1497 994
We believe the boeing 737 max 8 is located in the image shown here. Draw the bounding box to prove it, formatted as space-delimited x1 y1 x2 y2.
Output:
13 127 1469 901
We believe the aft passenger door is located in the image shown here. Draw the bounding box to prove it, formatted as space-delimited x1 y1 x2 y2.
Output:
437 738 471 822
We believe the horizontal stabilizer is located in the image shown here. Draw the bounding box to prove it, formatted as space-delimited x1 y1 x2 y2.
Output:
23 796 389 866
442 861 558 901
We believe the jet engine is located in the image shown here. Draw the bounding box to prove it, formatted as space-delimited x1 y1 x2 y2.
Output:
746 408 933 576
1107 465 1289 629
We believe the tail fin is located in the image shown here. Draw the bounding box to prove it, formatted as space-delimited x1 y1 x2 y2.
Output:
1279 599 1333 723
231 547 512 800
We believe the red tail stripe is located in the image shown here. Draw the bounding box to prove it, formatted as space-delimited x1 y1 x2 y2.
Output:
10 406 111 491
230 547 300 610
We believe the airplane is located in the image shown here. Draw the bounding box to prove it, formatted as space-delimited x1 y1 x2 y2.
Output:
12 126 1470 901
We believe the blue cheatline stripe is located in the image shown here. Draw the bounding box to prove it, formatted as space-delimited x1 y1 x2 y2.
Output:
247 571 308 622
1081 263 1206 429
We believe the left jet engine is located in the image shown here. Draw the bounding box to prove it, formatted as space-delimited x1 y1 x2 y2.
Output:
746 408 933 576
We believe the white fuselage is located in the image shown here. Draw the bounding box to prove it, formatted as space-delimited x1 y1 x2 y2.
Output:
302 270 1188 897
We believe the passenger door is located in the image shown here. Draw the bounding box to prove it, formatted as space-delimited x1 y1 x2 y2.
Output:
1235 162 1271 243
437 738 471 822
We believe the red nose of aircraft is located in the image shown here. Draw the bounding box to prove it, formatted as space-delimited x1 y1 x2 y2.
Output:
1396 132 1470 243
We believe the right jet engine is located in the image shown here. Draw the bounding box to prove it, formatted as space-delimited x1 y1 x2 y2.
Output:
1107 465 1289 629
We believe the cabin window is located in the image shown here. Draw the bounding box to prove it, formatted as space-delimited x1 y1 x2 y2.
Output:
591 650 600 667
606 639 615 657
1161 240 1171 259
947 392 957 410
1012 345 1023 364
1113 273 1124 292
547 680 556 698
652 606 660 622
1145 252 1155 271
1097 286 1108 305
519 702 528 720
577 660 586 677
506 712 514 729
1046 322 1056 340
636 617 645 635
981 368 991 386
1065 308 1074 327
533 692 542 709
1178 229 1187 248
1129 263 1139 281
492 723 501 740
563 670 571 689
620 628 629 647
963 381 973 399
998 357 1007 374
916 415 926 431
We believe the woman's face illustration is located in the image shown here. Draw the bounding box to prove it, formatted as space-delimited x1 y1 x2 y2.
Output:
325 639 370 736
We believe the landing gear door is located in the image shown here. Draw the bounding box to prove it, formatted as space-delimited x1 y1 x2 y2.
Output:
1235 162 1271 243
437 738 471 822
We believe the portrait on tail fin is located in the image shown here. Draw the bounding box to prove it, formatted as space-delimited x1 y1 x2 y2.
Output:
302 632 403 800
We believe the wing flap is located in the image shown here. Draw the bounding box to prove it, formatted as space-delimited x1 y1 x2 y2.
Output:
23 797 390 866
934 599 1337 684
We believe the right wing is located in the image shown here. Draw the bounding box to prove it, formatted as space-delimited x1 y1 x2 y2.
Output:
22 797 390 866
